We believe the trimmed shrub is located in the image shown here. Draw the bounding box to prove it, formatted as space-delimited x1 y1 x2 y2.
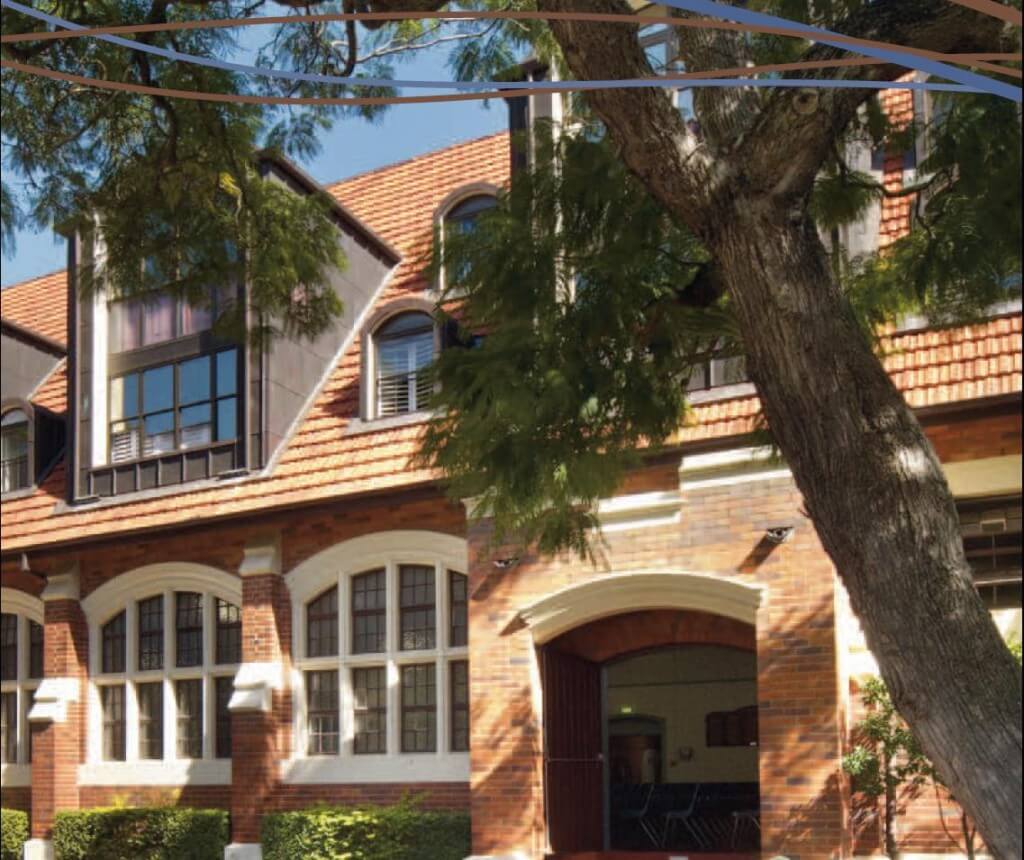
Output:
52 807 228 860
1 808 29 860
261 799 471 860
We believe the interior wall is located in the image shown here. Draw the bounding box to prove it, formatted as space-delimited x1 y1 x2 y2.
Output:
606 645 758 783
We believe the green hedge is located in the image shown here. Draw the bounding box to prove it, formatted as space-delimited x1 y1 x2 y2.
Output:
1 808 29 860
261 800 471 860
52 807 228 860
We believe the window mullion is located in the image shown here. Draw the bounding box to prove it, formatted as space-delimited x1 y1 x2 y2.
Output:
125 678 140 764
435 657 447 759
386 561 398 757
203 594 214 760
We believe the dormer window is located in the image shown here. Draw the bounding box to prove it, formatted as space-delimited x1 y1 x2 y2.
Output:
437 190 497 294
0 409 30 494
109 293 221 354
109 349 238 464
375 313 435 418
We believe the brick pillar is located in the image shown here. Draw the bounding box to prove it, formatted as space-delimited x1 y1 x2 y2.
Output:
226 535 289 860
26 567 87 860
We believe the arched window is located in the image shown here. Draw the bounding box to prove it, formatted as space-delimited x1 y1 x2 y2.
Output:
0 409 30 494
0 590 44 777
286 532 470 782
374 312 436 418
439 193 497 293
81 567 241 783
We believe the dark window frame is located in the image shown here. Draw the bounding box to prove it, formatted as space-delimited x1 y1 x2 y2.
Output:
215 599 242 665
0 691 16 763
109 347 240 465
101 684 127 761
175 592 204 668
175 678 203 759
137 595 165 672
101 611 127 674
137 681 164 760
400 662 437 753
0 613 16 682
305 669 340 756
450 659 469 753
28 620 43 680
449 571 468 649
352 665 387 755
351 570 386 655
306 586 339 659
214 675 233 759
399 564 436 652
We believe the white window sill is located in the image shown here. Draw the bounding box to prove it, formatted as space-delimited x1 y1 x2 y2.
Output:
78 759 231 786
0 763 31 787
282 752 469 784
343 409 436 438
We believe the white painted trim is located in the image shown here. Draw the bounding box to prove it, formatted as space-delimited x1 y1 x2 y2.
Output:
90 253 108 469
239 535 281 578
596 490 682 532
0 763 30 787
224 845 263 860
80 562 241 623
78 759 231 786
516 570 763 645
679 446 791 491
41 568 79 602
284 530 467 605
943 454 1022 498
0 588 43 623
28 677 80 724
281 752 469 784
228 662 283 714
23 838 54 860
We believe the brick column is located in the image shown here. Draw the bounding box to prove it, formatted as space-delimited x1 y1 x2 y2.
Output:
26 567 87 860
226 535 289 860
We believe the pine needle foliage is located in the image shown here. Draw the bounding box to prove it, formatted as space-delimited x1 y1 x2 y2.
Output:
419 129 733 557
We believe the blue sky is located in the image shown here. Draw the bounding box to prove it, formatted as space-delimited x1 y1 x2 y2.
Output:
1 49 506 287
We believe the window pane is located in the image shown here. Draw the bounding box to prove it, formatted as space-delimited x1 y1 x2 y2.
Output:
110 420 141 464
401 663 437 753
142 365 174 413
306 670 339 756
175 592 203 668
216 397 237 443
142 294 176 346
215 676 233 759
352 570 386 654
352 666 386 755
376 315 434 417
306 587 338 658
449 571 468 648
143 411 175 456
101 685 126 761
400 565 435 651
24 689 36 763
215 600 241 665
111 374 139 421
175 679 203 758
110 301 142 352
0 692 15 763
451 660 470 752
179 356 211 405
102 611 126 674
137 681 164 760
28 620 43 680
0 614 16 681
180 404 212 449
216 350 237 397
137 596 164 671
0 420 29 494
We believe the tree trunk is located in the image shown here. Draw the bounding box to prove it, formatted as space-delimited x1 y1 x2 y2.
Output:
708 203 1022 859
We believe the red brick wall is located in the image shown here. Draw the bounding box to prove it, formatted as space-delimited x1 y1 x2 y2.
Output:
924 404 1022 462
78 785 232 809
1 786 31 813
266 782 469 811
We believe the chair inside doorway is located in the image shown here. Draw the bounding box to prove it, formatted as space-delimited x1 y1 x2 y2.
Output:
606 646 761 853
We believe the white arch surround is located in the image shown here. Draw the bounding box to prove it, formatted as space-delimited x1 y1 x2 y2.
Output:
81 562 242 626
515 570 763 645
285 530 467 605
0 587 44 624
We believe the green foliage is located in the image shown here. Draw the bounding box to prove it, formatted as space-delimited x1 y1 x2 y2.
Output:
52 807 228 860
842 676 935 797
260 799 470 860
1 808 28 860
420 128 731 557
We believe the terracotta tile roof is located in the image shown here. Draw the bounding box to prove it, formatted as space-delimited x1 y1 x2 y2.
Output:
30 361 68 413
0 130 1020 554
0 269 68 346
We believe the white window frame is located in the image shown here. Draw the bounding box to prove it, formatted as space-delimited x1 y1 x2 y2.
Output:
360 305 440 422
284 531 469 784
79 564 240 786
0 589 44 787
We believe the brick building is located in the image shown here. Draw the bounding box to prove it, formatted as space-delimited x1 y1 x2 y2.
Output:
1 94 1021 860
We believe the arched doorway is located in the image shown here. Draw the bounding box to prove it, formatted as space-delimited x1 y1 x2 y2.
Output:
522 573 761 857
